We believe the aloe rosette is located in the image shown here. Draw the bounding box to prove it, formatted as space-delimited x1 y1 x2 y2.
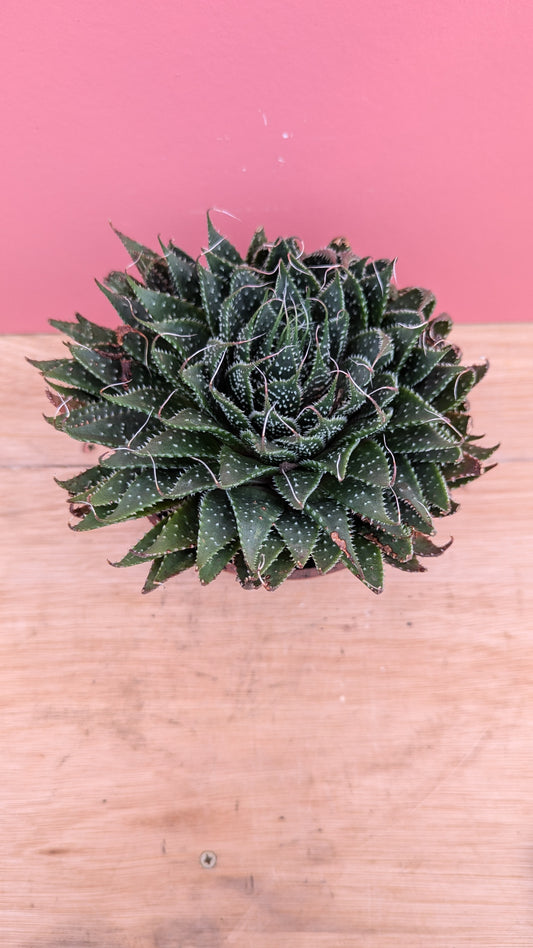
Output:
31 216 497 592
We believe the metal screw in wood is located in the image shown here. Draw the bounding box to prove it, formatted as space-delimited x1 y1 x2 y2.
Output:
200 850 217 869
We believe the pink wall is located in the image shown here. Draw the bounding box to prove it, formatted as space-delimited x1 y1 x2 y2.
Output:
2 0 532 332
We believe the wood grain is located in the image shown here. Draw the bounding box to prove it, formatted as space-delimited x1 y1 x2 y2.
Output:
1 326 532 947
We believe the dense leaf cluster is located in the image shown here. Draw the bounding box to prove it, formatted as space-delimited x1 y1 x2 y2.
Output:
31 217 497 591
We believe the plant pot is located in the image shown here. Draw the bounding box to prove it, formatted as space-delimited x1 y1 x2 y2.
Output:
223 561 346 582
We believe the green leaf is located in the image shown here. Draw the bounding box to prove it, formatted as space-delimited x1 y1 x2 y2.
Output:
245 226 268 264
224 268 265 331
416 363 463 402
206 212 242 266
43 381 97 404
227 361 256 414
267 339 298 382
69 504 117 531
368 371 398 412
311 530 342 573
302 333 331 400
239 429 296 463
286 414 347 457
411 460 451 512
444 471 491 488
248 300 285 360
386 424 459 456
55 403 162 449
117 387 185 418
272 468 323 510
286 256 321 298
197 266 225 334
96 279 150 330
262 549 296 590
343 271 368 330
168 462 221 498
387 287 435 317
443 454 483 485
198 539 240 585
179 360 212 411
49 314 116 348
275 509 320 568
128 283 208 346
382 306 421 329
210 384 253 434
312 377 339 417
393 457 432 525
344 534 384 592
257 531 287 570
360 259 395 324
433 364 488 412
351 329 394 370
323 476 397 525
141 558 165 594
397 499 434 536
89 469 137 506
427 314 453 343
465 439 499 462
165 408 243 450
140 428 221 461
101 269 132 295
219 292 247 342
386 321 424 370
402 346 450 387
266 238 301 273
416 445 462 464
150 549 197 587
140 497 199 556
383 553 426 573
273 259 307 316
345 439 391 486
390 386 442 428
218 445 277 488
69 344 123 387
99 448 172 470
55 465 108 495
319 271 345 319
232 551 262 589
160 240 201 303
110 518 168 567
412 532 453 557
196 490 238 570
267 375 302 416
205 251 236 283
146 338 185 387
143 317 208 361
142 258 175 293
306 497 361 570
363 526 413 562
343 406 392 445
370 492 411 537
228 485 284 570
329 308 350 362
29 357 102 396
111 227 163 283
105 471 177 521
302 430 361 481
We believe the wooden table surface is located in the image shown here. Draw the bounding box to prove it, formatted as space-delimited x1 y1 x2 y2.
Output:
1 325 532 947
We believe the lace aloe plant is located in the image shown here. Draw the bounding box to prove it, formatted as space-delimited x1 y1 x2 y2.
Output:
31 216 497 592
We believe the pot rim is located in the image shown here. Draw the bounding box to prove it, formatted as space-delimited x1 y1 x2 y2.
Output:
224 561 346 581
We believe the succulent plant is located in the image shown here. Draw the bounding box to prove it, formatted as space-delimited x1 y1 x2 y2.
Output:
31 216 497 592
